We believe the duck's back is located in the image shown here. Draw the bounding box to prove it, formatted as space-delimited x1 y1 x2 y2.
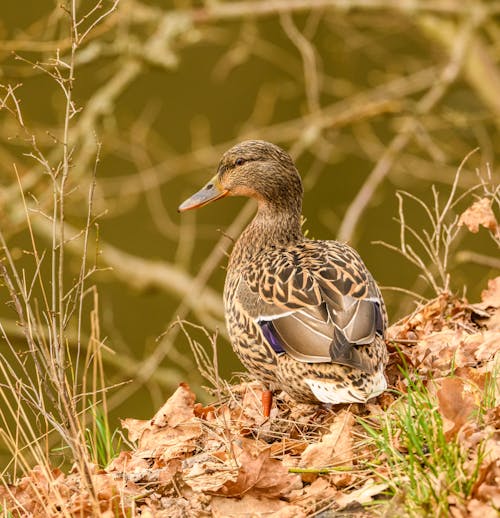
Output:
224 238 388 403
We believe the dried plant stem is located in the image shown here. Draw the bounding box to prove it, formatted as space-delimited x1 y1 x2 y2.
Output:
0 0 123 511
374 148 494 297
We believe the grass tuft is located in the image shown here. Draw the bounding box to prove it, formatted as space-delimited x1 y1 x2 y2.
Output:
85 405 122 469
360 367 485 516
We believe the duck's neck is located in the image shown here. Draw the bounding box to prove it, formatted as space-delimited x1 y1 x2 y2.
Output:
231 202 304 262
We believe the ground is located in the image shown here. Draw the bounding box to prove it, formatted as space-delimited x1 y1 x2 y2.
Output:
1 277 500 517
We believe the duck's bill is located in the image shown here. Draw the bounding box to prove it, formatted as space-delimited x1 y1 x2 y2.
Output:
178 176 229 212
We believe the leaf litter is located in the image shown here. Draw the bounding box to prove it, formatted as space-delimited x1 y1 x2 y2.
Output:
1 277 499 516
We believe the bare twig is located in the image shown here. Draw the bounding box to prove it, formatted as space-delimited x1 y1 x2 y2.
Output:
338 14 482 242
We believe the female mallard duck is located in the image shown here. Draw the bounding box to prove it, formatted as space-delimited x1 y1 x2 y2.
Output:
179 140 387 410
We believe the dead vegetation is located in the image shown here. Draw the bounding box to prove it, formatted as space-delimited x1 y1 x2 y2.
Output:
1 272 499 517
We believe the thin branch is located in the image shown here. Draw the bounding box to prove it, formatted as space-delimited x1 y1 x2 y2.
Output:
129 0 500 25
337 14 481 242
280 11 321 115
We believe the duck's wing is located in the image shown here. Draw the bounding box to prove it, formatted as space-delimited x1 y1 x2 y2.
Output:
240 241 386 373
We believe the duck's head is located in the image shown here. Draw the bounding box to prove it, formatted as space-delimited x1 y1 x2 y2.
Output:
178 140 303 213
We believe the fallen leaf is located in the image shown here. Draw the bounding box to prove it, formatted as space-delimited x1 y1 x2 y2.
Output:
234 382 271 430
220 438 301 498
183 455 239 493
475 461 500 508
472 331 500 363
484 308 500 332
334 479 388 510
300 410 354 471
0 464 130 518
211 494 306 518
436 377 477 437
470 277 500 332
270 438 308 457
121 383 202 462
459 410 500 467
411 330 460 374
107 450 149 474
120 417 148 443
467 499 499 518
453 367 488 390
411 328 500 376
480 277 500 308
107 450 179 485
288 476 337 510
152 382 197 428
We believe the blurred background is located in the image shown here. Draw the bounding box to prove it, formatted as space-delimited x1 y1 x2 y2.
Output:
0 0 499 426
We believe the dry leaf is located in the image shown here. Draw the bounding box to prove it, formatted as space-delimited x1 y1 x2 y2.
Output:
211 494 306 518
471 277 500 331
453 367 489 390
473 330 500 363
411 328 500 375
0 464 130 518
121 383 202 462
480 277 500 308
484 308 500 332
235 382 271 430
152 382 197 427
121 382 197 439
436 377 477 438
335 479 388 510
470 459 500 506
289 476 338 509
183 437 300 498
108 450 149 474
459 198 499 235
300 411 354 470
467 499 499 518
183 455 239 493
219 438 301 498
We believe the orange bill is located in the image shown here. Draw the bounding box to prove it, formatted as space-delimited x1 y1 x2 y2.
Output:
178 175 228 212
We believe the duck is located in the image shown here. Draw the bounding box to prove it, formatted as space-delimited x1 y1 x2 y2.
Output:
178 140 388 413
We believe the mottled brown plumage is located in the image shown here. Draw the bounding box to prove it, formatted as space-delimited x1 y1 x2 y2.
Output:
179 140 388 404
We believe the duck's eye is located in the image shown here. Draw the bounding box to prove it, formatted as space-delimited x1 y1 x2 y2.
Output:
235 158 245 166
